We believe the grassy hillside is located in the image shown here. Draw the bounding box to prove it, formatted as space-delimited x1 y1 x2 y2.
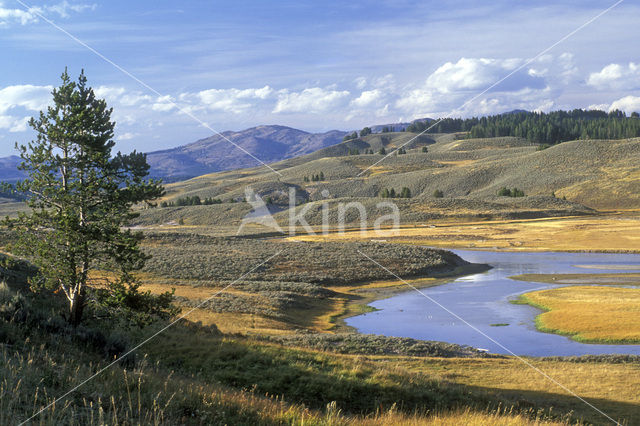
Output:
128 131 640 229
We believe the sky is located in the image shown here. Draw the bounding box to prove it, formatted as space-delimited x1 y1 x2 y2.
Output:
1 0 639 157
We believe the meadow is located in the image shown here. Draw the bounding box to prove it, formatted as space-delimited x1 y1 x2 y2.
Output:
517 285 640 343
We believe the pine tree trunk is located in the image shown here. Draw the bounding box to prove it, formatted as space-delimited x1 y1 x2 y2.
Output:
69 286 86 326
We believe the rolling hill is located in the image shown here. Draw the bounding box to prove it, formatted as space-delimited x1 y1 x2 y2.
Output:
131 130 640 228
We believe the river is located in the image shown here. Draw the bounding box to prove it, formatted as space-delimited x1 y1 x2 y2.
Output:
346 250 640 356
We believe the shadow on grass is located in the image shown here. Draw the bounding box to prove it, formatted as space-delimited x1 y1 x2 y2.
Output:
143 327 638 425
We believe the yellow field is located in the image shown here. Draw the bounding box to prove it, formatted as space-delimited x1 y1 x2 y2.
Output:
289 213 640 252
518 286 640 343
400 356 640 425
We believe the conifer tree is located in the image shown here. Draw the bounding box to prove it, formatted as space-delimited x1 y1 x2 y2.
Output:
7 70 168 325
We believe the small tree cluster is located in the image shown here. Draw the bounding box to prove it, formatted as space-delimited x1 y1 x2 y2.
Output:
422 146 429 153
304 171 325 182
380 126 393 133
380 187 411 198
397 147 407 155
360 127 372 136
161 196 222 207
364 148 375 154
343 131 358 141
378 147 386 155
348 148 360 155
497 187 525 197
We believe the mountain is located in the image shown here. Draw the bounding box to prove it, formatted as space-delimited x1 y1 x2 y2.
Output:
0 156 24 182
0 126 347 183
145 125 347 180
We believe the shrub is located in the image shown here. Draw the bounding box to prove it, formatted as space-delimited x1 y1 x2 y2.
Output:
498 187 525 197
433 189 444 198
497 187 511 197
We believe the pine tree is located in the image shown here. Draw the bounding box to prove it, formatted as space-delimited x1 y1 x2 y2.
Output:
6 70 168 325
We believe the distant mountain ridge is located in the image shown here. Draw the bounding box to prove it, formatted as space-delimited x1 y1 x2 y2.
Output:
0 111 549 182
145 125 348 180
0 156 24 182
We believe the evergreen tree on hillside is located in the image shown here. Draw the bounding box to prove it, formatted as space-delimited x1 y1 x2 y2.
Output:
5 70 170 325
404 109 640 144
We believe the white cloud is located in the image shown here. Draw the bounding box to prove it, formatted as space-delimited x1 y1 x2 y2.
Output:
196 85 273 113
45 1 96 18
0 1 95 26
0 4 38 25
395 55 571 118
587 62 640 90
0 84 52 114
117 132 136 141
94 86 152 107
0 115 29 132
151 95 175 112
607 96 640 114
350 89 383 108
273 87 350 114
354 76 367 89
425 57 524 93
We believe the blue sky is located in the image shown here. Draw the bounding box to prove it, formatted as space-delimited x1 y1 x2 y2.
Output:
1 0 639 156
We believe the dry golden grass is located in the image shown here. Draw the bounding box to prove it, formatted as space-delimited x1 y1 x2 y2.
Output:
519 286 640 343
435 159 477 167
348 407 569 425
397 357 639 425
289 213 640 252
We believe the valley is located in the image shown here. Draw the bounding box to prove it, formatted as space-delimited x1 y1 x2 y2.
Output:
2 127 640 425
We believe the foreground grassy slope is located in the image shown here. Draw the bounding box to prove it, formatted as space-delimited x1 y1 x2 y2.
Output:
1 226 639 424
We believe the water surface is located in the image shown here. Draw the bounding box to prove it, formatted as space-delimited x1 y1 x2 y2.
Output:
346 250 640 356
